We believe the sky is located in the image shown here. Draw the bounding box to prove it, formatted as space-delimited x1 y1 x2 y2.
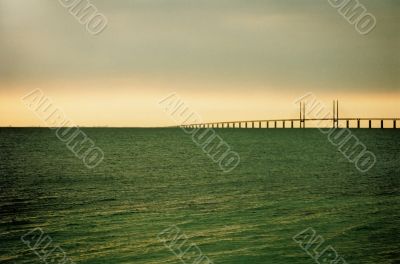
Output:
0 0 399 127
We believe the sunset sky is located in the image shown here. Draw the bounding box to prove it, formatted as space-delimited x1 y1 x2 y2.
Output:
0 0 399 127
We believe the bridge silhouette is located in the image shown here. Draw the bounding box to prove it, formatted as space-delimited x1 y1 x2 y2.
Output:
180 101 399 129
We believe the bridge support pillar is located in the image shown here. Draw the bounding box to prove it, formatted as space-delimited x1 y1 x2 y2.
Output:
291 120 294 128
283 121 285 128
381 120 384 129
274 121 277 128
239 123 241 129
357 119 360 129
267 121 269 129
259 122 261 128
245 122 248 129
369 120 372 129
252 122 254 128
394 120 397 129
347 120 349 128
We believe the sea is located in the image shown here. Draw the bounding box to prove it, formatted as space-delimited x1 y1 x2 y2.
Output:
0 128 399 263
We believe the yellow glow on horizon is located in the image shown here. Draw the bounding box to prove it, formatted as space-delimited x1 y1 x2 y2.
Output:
1 79 399 127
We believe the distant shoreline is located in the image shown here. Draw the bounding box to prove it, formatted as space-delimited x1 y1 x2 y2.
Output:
0 126 174 129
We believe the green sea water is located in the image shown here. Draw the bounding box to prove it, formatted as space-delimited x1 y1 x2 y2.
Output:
0 128 399 264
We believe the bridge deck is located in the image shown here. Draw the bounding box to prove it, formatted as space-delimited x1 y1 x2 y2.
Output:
182 118 399 129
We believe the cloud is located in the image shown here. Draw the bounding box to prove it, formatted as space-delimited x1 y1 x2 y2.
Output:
0 0 398 91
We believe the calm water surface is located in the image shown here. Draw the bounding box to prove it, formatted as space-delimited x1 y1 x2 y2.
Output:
0 128 399 263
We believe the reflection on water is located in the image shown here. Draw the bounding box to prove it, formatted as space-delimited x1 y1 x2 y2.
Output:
0 128 399 263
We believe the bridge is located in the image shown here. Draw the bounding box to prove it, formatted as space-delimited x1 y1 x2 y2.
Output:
180 100 399 129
